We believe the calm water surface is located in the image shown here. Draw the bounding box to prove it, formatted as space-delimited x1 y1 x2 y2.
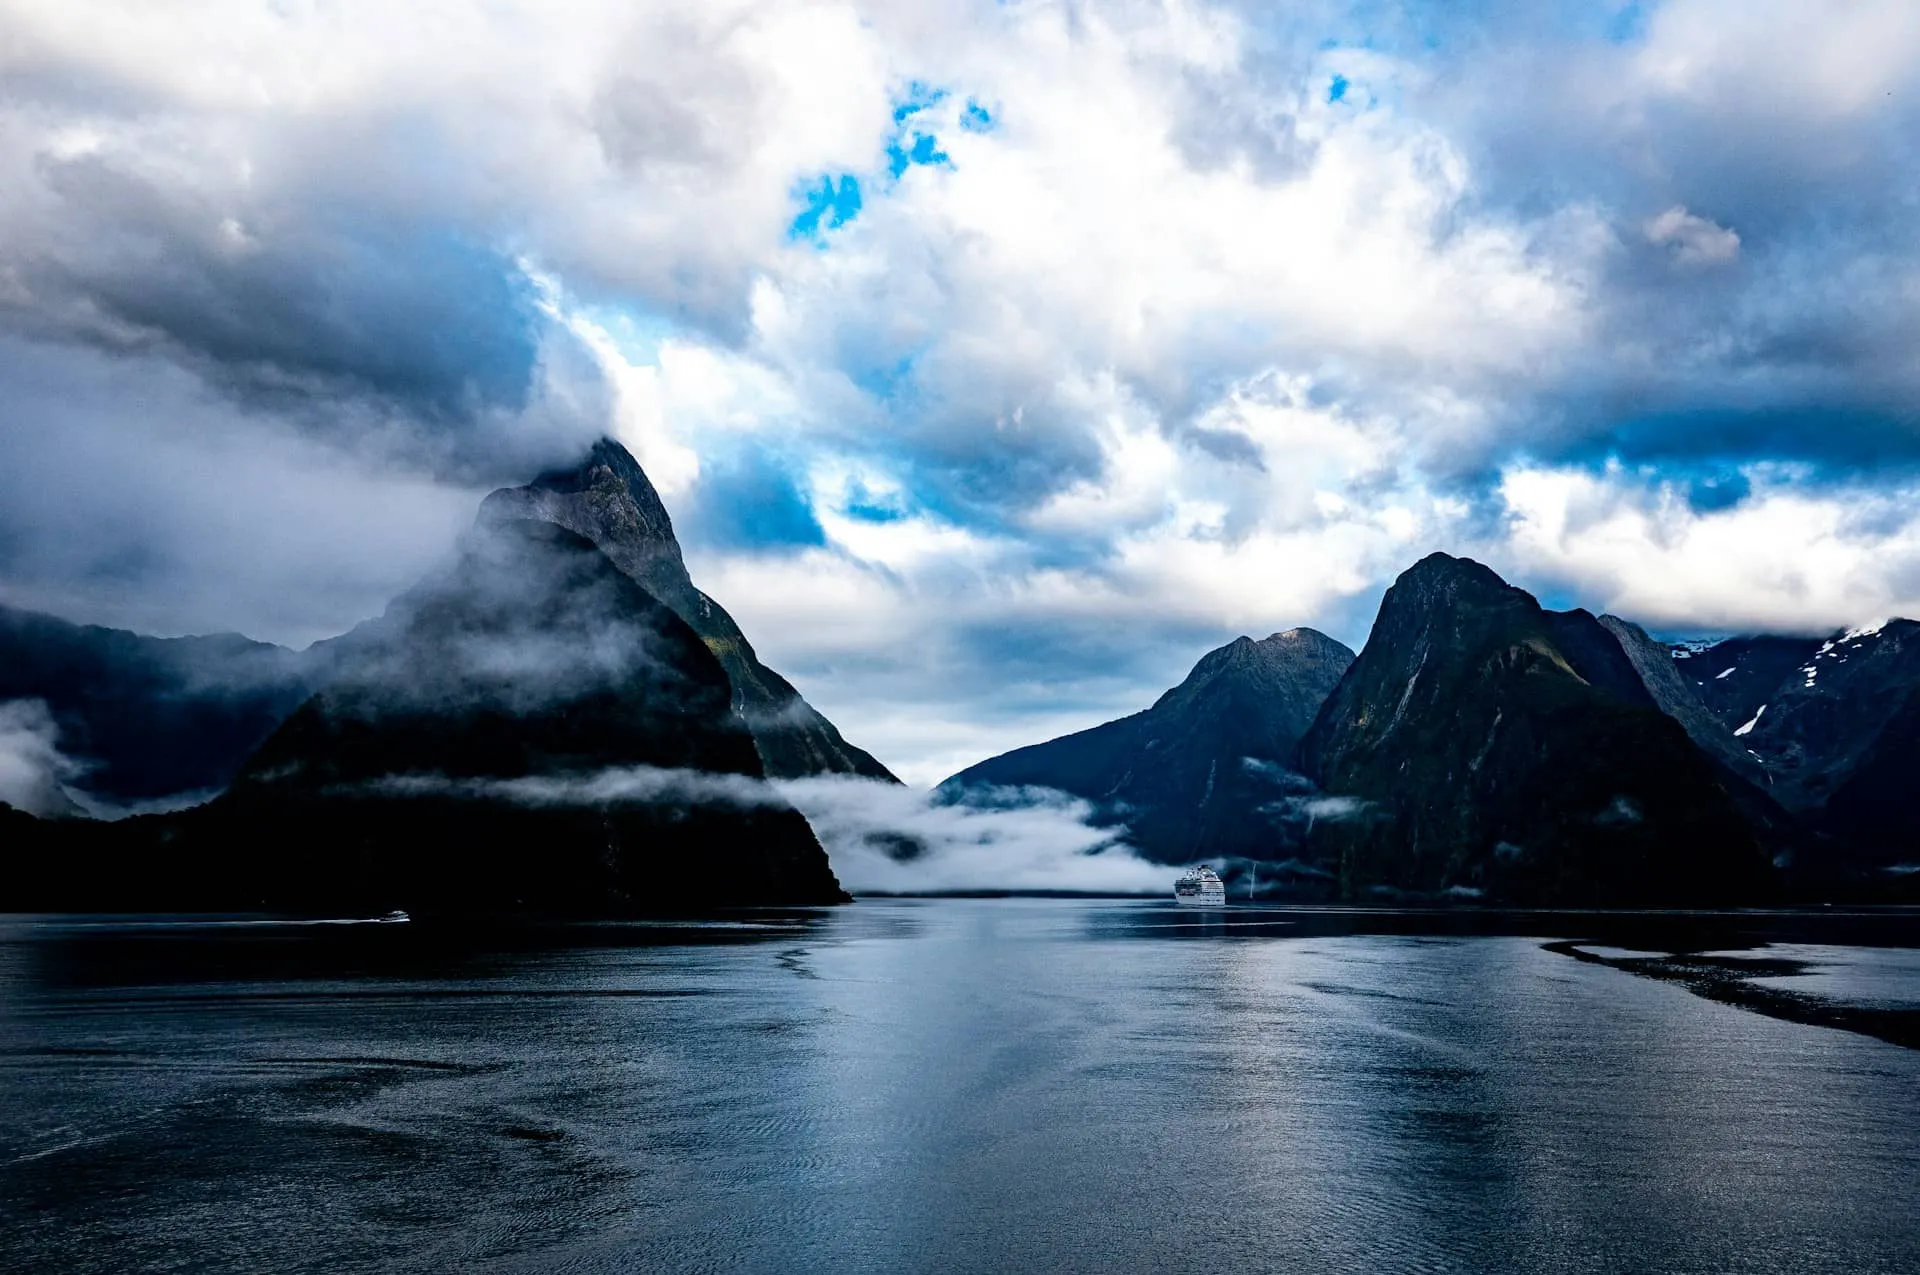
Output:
2 900 1917 1274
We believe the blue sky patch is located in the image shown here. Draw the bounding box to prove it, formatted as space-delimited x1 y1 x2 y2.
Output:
789 174 863 239
851 351 925 405
887 82 961 179
684 446 826 551
892 82 947 123
1328 74 1349 103
1606 3 1649 44
961 100 994 132
841 477 912 524
888 132 952 178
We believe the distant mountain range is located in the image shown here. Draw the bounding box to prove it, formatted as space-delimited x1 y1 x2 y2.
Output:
7 437 1919 911
0 606 324 810
1 438 880 913
945 552 1920 905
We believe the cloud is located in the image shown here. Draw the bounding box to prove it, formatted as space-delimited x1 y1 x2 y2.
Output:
1644 206 1740 267
0 334 483 644
0 699 84 818
365 765 774 809
781 776 1168 895
360 765 1168 894
2 0 1920 782
1494 462 1920 633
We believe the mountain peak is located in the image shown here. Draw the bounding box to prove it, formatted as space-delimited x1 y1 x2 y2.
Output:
480 436 695 615
943 627 1355 866
478 437 898 783
1395 551 1514 597
530 437 656 503
1300 554 1773 903
1260 627 1348 652
1183 628 1352 683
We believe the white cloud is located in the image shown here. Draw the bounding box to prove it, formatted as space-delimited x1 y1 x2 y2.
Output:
1496 462 1920 633
781 775 1169 894
0 699 83 818
1636 0 1920 119
371 764 1170 891
1644 206 1740 266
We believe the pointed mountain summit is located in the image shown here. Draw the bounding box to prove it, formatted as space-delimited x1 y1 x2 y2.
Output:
480 439 896 783
9 515 847 913
213 516 844 911
939 628 1355 864
1298 553 1775 905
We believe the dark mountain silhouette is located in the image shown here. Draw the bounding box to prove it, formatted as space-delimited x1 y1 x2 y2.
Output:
1678 634 1825 735
7 517 846 913
939 629 1355 865
1297 553 1777 905
1597 614 1757 778
480 439 896 782
0 605 322 808
0 438 889 820
1672 621 1920 876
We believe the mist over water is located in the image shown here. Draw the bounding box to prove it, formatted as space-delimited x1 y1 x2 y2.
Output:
0 699 82 818
779 777 1168 895
3 901 1916 1275
356 767 1170 895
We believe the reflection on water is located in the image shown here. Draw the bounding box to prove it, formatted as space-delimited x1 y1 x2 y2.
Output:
1724 944 1920 1010
2 900 1917 1274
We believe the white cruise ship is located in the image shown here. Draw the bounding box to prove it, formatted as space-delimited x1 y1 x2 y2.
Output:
1173 866 1227 907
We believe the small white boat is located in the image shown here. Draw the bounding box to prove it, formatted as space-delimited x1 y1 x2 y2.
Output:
1173 866 1226 907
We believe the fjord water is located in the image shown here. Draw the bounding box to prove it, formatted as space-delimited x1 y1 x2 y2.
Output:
3 902 1917 1274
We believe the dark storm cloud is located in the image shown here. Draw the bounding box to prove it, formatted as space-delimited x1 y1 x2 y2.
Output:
1561 408 1920 475
0 334 484 644
3 150 607 483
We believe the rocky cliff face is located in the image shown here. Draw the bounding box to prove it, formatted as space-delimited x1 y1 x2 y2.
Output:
1298 554 1775 905
1597 615 1763 779
939 628 1355 865
480 439 896 783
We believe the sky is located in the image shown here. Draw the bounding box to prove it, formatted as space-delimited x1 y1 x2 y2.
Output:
2 1 1919 785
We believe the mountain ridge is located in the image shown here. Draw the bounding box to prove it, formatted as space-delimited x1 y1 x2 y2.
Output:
939 627 1355 865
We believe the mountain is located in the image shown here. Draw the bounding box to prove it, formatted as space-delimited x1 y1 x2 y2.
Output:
1676 634 1825 735
0 605 321 809
0 437 888 818
9 516 847 913
938 629 1356 866
1297 553 1777 905
480 439 896 783
1672 621 1920 872
1596 614 1759 779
